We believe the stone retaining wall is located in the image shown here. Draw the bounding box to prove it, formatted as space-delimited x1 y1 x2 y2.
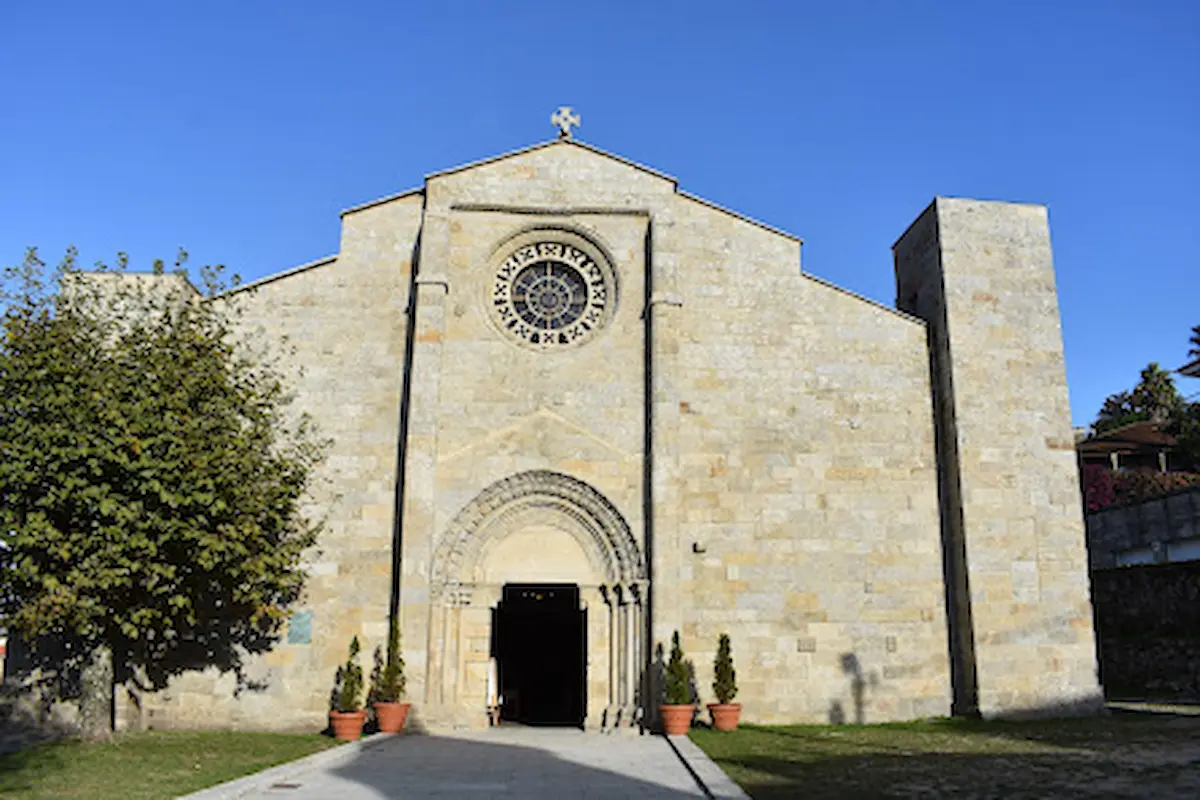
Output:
1086 487 1200 569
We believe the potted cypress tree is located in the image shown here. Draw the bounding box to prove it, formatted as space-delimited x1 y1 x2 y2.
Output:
707 633 741 731
368 616 410 733
660 631 695 735
330 636 366 742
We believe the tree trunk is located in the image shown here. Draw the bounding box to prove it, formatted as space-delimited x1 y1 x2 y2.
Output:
79 645 113 739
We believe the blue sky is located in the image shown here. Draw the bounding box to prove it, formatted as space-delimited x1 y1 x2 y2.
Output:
2 1 1196 425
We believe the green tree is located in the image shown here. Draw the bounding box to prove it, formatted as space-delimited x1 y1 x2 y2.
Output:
712 633 738 705
334 637 364 713
0 247 325 735
1094 390 1138 433
1093 363 1183 434
1130 363 1184 423
367 615 405 704
1181 325 1200 468
664 631 692 705
1177 402 1200 471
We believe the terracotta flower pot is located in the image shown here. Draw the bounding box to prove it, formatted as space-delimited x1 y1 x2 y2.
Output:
373 701 411 734
708 703 741 732
660 703 695 736
330 709 367 742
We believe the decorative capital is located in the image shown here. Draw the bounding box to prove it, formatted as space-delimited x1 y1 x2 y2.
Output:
628 582 643 605
436 581 474 607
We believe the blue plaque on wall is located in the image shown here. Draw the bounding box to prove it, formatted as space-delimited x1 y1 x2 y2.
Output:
287 610 313 645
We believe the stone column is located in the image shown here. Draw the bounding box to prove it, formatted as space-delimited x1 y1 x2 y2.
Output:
447 599 462 708
623 585 637 725
630 581 645 724
601 585 617 726
429 600 447 706
615 586 628 710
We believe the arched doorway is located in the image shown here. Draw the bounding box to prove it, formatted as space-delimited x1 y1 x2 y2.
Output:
427 471 646 730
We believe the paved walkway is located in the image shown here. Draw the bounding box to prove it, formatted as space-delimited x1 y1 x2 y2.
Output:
184 727 748 799
1107 700 1200 716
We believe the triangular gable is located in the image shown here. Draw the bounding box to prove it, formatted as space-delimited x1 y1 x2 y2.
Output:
339 138 799 245
424 138 679 187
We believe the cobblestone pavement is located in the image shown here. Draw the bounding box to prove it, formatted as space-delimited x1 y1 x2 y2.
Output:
190 727 747 799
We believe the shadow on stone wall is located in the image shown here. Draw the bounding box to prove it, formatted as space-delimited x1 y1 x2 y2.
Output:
827 653 881 724
0 684 82 756
4 617 287 746
5 587 289 705
824 650 1104 725
0 636 86 754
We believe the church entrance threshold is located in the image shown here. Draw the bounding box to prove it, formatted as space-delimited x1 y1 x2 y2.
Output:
492 584 586 727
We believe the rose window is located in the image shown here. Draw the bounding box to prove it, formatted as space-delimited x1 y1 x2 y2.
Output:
512 262 588 329
491 240 612 348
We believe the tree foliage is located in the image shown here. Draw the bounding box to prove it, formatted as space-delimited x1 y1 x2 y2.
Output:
367 615 405 704
1089 324 1200 473
712 632 738 705
1093 363 1183 434
1176 401 1200 472
334 636 364 713
664 631 692 705
0 246 324 700
1181 324 1200 469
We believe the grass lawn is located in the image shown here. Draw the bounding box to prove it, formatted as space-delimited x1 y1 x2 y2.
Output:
690 713 1200 799
0 730 338 799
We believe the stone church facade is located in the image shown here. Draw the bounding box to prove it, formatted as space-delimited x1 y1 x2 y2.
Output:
123 137 1101 732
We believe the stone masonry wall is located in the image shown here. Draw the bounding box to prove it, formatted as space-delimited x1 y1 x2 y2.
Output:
894 198 1102 717
672 196 951 724
402 145 673 726
122 194 422 731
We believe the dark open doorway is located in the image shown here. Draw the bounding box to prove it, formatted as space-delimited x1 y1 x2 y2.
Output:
492 583 586 727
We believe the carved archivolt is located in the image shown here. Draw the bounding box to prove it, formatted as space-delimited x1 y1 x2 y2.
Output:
432 470 644 601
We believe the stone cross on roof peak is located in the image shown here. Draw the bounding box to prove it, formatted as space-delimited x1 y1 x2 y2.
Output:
551 106 580 139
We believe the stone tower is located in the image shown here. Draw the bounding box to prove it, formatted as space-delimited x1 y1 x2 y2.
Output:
894 197 1102 717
